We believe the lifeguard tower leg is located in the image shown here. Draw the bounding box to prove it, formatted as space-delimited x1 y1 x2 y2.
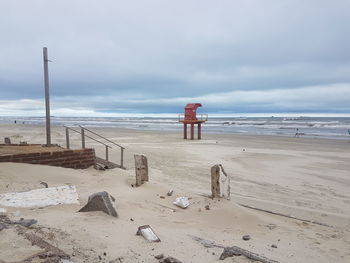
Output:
190 124 194 140
198 123 201 139
184 123 187 139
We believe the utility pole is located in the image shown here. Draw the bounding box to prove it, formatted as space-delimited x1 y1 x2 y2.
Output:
43 47 51 146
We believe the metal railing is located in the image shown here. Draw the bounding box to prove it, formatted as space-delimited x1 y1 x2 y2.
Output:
64 125 125 169
178 114 208 122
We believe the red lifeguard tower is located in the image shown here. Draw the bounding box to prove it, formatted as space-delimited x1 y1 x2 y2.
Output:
178 103 208 140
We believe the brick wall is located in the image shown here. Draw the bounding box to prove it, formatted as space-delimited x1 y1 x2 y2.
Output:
0 148 96 169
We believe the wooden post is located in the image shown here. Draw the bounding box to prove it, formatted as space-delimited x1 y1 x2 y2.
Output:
211 165 220 198
65 127 70 149
211 164 230 199
198 123 201 139
105 145 109 161
43 47 51 146
81 128 85 149
184 123 187 139
134 154 148 186
120 148 124 168
190 123 194 140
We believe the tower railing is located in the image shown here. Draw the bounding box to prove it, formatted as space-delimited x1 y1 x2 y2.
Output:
178 114 208 122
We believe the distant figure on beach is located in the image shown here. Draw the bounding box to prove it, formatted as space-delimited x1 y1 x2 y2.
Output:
295 128 300 137
14 120 16 124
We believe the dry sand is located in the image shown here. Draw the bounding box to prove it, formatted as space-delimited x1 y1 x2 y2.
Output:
0 124 349 262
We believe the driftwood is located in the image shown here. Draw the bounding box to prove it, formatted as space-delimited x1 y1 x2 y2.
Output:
134 154 149 186
190 235 279 263
238 203 333 228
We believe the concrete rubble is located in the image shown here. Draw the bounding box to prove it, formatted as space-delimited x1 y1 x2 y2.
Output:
173 197 190 209
79 191 118 217
136 225 161 242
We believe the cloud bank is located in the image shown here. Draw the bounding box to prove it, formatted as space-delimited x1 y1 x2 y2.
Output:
0 0 350 116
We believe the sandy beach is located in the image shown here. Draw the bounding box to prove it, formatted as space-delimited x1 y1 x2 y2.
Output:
0 124 349 263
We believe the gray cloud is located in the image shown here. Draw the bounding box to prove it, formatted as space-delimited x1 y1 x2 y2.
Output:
1 0 350 115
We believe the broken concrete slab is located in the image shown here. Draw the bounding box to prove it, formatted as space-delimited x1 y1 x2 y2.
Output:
0 185 79 208
136 225 160 242
134 154 148 186
211 164 230 199
78 191 118 217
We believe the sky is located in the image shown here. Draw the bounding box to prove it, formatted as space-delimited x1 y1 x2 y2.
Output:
1 0 350 117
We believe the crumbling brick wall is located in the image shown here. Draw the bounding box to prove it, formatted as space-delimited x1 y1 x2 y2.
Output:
0 148 95 169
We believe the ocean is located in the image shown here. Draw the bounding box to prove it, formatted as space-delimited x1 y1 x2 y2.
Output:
1 116 350 140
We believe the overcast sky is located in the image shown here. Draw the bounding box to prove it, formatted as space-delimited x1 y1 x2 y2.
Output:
1 0 350 116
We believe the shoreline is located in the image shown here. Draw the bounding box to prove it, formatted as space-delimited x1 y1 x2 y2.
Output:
1 123 350 143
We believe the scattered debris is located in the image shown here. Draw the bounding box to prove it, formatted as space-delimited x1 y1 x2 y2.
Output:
21 232 71 261
160 196 165 199
211 164 230 199
0 185 79 208
219 246 279 262
4 137 11 144
79 191 118 217
271 244 277 248
219 247 242 259
159 256 183 263
265 223 277 230
134 154 149 186
173 197 190 209
167 189 174 196
13 218 37 227
0 223 6 231
0 215 37 228
242 235 251 241
40 181 49 188
136 225 161 242
205 204 210 210
94 163 106 171
151 201 177 212
191 235 279 263
155 253 164 259
239 203 333 228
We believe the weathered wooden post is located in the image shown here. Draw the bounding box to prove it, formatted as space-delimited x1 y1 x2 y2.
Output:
120 147 124 169
105 145 109 161
211 164 230 199
134 154 148 186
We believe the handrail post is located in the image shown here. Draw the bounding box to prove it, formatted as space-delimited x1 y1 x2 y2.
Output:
81 128 85 149
120 147 124 168
65 127 70 149
105 145 109 161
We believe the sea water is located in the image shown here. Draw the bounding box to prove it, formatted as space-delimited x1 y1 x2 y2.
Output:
1 116 350 140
